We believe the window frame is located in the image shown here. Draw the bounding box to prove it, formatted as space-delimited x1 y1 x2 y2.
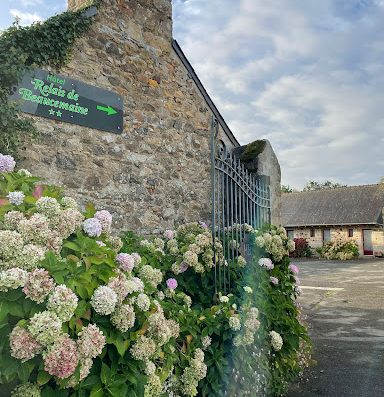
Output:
310 228 315 238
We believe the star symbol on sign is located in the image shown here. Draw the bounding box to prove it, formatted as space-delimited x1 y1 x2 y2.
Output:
56 110 62 117
49 109 55 115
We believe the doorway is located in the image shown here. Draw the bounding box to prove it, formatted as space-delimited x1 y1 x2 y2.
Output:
363 229 373 255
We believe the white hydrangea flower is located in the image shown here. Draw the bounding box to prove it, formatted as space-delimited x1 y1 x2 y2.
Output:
36 197 61 218
61 196 78 210
0 267 28 292
7 191 25 206
90 286 117 315
229 316 241 331
17 169 32 177
243 286 253 294
47 285 78 322
258 257 274 270
130 335 156 361
219 295 229 303
0 230 24 260
4 211 25 230
136 293 151 311
202 336 212 350
270 330 283 351
237 255 247 267
111 304 135 332
28 311 62 346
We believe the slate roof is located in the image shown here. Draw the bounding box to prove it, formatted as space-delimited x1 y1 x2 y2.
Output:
282 184 384 227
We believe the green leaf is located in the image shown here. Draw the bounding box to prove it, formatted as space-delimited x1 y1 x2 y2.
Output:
37 370 51 386
81 374 100 389
100 363 111 385
90 384 104 397
114 337 130 357
63 241 81 252
0 301 9 323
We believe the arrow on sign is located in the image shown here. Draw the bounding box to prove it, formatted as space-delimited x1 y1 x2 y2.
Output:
96 105 118 116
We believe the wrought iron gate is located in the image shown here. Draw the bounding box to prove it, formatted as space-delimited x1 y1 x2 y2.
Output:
210 117 271 293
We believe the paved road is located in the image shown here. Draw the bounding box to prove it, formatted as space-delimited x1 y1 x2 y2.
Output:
287 258 384 397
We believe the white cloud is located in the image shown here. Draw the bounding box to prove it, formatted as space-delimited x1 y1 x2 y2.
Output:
173 0 384 189
19 0 43 6
10 8 43 25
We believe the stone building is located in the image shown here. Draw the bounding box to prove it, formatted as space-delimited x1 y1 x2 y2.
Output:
282 184 384 256
18 0 281 233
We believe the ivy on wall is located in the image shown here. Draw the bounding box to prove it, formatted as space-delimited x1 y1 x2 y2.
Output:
0 1 100 158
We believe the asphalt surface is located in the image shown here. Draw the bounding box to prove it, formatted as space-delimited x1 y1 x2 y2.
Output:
287 258 384 397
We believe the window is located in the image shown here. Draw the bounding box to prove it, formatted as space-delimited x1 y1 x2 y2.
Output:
348 228 353 237
287 230 294 239
323 229 331 243
310 228 315 237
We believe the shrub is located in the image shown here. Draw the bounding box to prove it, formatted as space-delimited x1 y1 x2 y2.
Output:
0 154 311 396
318 233 359 260
290 238 312 258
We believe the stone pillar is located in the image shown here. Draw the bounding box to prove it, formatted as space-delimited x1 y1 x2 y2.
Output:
233 140 282 226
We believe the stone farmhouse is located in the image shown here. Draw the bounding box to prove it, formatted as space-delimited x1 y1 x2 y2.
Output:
17 0 281 234
282 184 384 256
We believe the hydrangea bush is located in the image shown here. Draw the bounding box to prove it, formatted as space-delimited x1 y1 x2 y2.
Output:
316 232 359 260
0 154 310 397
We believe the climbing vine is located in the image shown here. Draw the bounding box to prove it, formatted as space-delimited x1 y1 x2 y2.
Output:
0 1 100 158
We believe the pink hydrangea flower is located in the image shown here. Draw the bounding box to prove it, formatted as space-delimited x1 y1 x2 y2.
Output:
179 262 189 273
44 334 79 379
9 326 42 362
94 210 113 233
270 276 279 285
23 268 55 303
116 253 135 272
0 154 16 172
131 253 142 266
163 230 175 240
32 185 44 199
289 264 299 274
83 218 102 237
199 221 208 229
77 324 106 359
166 278 178 290
258 257 274 270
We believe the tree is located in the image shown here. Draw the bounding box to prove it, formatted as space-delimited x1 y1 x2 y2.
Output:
281 185 295 193
303 180 347 191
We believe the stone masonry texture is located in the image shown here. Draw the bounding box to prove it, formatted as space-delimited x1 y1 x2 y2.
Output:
19 0 281 233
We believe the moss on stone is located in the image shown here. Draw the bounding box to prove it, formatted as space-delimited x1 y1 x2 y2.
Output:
240 140 266 162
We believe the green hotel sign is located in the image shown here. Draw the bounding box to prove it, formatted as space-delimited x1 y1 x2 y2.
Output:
10 69 123 134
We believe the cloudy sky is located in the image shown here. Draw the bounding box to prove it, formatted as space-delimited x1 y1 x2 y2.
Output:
1 0 384 189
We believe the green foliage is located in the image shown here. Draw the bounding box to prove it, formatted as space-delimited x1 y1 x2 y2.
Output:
0 167 311 396
123 225 312 396
303 180 347 191
281 185 295 193
317 233 359 260
0 2 98 157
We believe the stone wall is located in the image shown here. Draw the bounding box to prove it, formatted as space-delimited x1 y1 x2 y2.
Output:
18 0 281 234
20 0 216 233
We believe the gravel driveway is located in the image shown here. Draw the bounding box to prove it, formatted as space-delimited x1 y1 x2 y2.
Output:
287 258 384 397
